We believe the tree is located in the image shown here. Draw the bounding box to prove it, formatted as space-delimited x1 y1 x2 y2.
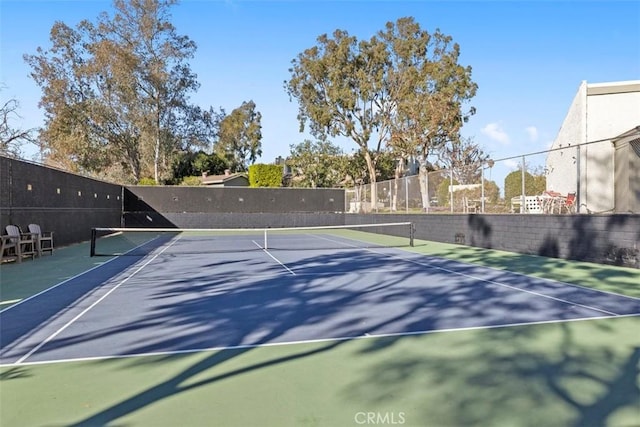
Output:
437 136 489 184
285 29 388 201
24 0 208 183
0 93 35 157
381 18 477 207
287 139 346 188
504 168 546 201
170 150 228 184
215 101 262 172
285 17 476 207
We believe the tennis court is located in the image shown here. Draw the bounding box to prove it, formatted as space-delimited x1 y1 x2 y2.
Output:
1 224 639 426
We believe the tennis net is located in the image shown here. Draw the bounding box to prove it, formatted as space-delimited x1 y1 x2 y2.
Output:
90 222 415 257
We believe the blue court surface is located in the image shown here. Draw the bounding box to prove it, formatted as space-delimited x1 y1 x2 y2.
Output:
2 232 640 367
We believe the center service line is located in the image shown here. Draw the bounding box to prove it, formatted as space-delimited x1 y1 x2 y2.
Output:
253 240 296 275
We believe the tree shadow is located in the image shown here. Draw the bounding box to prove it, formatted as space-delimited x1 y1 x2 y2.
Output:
6 243 640 426
346 319 640 426
33 248 439 425
420 243 640 298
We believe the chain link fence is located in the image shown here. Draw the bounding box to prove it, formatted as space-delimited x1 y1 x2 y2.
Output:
346 170 496 214
345 137 630 214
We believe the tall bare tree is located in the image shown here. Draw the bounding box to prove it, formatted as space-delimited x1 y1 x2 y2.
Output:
0 92 35 157
438 136 489 184
25 0 207 183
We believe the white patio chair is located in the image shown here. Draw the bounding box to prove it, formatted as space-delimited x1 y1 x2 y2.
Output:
463 196 478 213
4 225 36 262
0 234 19 263
28 224 54 256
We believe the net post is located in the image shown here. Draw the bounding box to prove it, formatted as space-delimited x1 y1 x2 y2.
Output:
409 222 415 247
90 228 97 257
264 229 268 250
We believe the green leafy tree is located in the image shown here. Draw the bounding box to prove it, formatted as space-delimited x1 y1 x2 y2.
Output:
343 149 395 187
504 169 546 201
286 17 476 207
375 150 397 182
382 18 477 208
24 0 210 183
482 180 501 205
216 101 262 172
170 150 228 184
288 139 347 188
285 29 388 200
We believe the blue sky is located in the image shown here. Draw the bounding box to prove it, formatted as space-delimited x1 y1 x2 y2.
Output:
1 0 639 180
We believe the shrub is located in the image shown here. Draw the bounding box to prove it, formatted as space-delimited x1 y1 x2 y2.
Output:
504 170 546 200
249 164 283 187
437 178 459 206
138 177 157 186
179 176 202 186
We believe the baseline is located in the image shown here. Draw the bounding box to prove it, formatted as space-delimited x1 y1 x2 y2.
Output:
3 312 637 368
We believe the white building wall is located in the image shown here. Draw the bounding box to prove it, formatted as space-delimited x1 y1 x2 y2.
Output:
582 91 640 212
546 81 640 213
546 81 586 196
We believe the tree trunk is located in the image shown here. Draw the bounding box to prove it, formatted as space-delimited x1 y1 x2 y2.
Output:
419 159 429 211
154 107 161 184
392 159 404 212
363 150 377 213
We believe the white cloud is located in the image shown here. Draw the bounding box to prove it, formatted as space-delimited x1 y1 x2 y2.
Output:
504 159 520 170
481 122 510 145
525 126 538 142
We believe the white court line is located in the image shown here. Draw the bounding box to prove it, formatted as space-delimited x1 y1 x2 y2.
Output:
0 236 164 315
13 237 182 365
209 269 418 281
404 239 640 302
312 234 622 316
3 312 639 368
253 240 296 275
305 232 640 303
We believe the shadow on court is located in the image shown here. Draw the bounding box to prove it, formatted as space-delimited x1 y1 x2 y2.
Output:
421 244 640 299
22 248 638 426
0 254 155 355
2 245 639 426
348 319 640 426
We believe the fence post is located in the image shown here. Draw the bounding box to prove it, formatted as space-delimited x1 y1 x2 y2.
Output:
450 169 454 213
481 164 485 213
405 175 409 213
521 156 526 213
576 145 581 213
90 228 96 257
425 170 429 213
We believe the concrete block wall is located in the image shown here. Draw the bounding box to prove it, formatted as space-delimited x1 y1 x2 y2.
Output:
124 212 345 229
346 213 640 268
4 155 637 268
1 156 122 247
